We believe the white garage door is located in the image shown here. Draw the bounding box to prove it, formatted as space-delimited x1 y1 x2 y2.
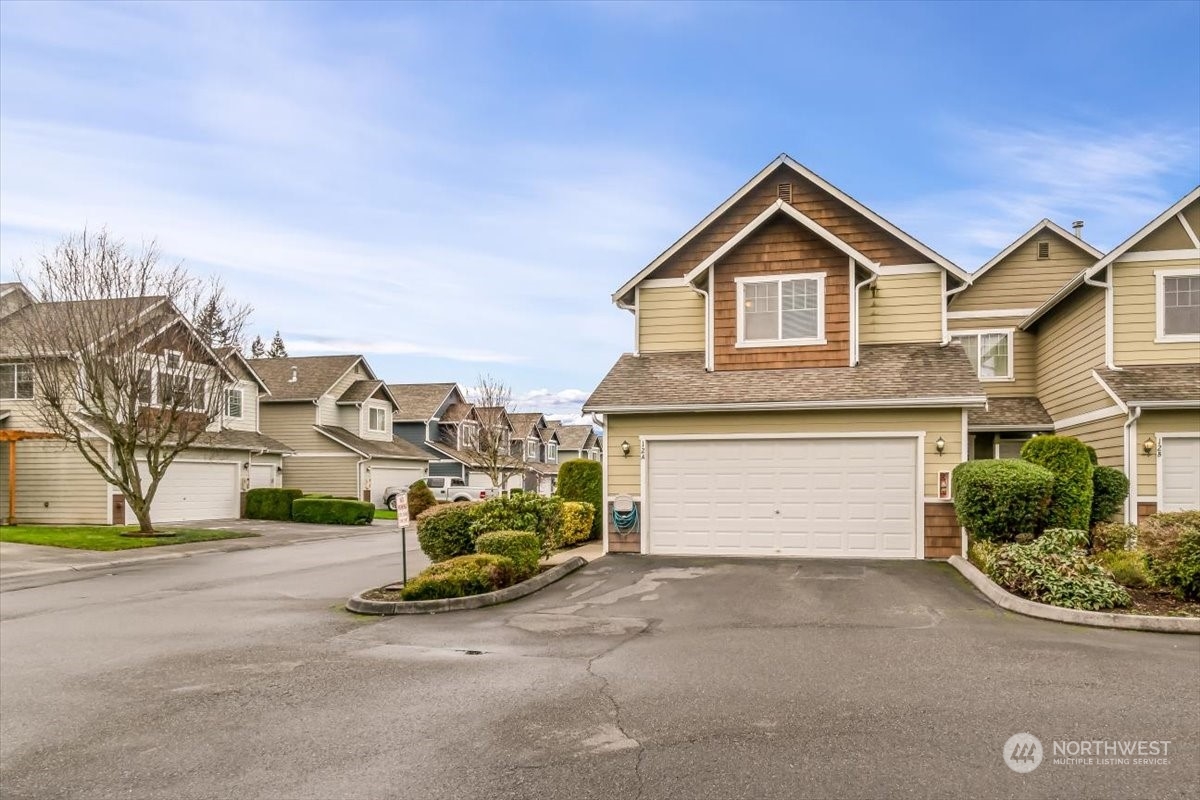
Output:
369 465 425 508
140 461 239 523
646 437 918 558
1161 437 1200 512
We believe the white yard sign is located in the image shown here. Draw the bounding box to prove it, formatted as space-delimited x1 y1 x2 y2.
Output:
395 496 410 528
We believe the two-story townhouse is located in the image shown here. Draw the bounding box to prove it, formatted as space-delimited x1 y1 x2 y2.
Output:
1020 187 1200 522
546 422 602 462
0 283 291 525
585 155 986 559
506 412 560 494
947 219 1105 459
388 382 474 481
251 355 430 507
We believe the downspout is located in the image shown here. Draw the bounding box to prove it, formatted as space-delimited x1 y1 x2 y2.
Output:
853 272 878 365
1083 268 1115 369
1123 406 1142 524
689 279 713 372
942 277 970 345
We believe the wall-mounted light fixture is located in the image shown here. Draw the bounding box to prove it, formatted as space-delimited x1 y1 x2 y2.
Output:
242 462 249 469
935 436 946 455
1143 437 1156 455
621 440 631 457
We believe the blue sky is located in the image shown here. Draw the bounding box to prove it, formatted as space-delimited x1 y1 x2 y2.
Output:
2 1 1198 420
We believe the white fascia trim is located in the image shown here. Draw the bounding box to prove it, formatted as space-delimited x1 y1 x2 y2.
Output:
641 431 926 442
1053 405 1126 431
1130 400 1200 410
1177 213 1200 248
683 200 880 284
874 263 942 275
1116 248 1200 263
967 423 1054 433
1020 271 1088 330
282 451 360 458
968 219 1103 285
312 426 370 457
1091 370 1129 413
1086 186 1200 279
947 308 1037 320
1155 267 1200 342
586 396 989 414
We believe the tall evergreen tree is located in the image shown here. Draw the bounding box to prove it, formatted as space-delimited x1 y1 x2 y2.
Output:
193 296 228 348
249 335 266 358
267 330 288 358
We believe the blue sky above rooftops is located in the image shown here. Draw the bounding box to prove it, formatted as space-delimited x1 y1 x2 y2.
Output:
1 1 1197 420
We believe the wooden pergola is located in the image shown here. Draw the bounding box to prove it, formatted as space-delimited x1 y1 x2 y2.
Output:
1 429 60 526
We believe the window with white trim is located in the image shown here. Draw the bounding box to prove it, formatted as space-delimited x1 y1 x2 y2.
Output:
0 363 34 399
737 273 825 346
367 406 388 432
459 421 479 450
1159 271 1200 339
546 443 558 463
164 350 183 370
225 388 244 418
526 438 539 460
951 331 1012 380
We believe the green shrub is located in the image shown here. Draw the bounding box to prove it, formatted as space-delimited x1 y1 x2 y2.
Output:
951 459 1054 541
984 528 1130 610
407 480 437 519
967 538 996 572
475 530 541 579
469 493 564 556
290 498 375 525
415 502 477 562
1085 445 1098 466
400 553 518 601
1091 522 1136 553
1020 435 1095 531
303 493 333 499
556 459 603 539
244 487 303 521
1139 512 1200 600
1093 550 1151 589
558 501 595 547
1090 467 1129 526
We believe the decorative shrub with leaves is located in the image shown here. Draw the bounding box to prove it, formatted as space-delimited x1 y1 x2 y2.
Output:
415 502 477 562
1020 435 1095 531
952 459 1054 541
1093 549 1151 589
469 493 563 556
475 530 541 580
244 487 303 521
1138 511 1200 601
984 528 1131 610
556 459 603 539
400 553 518 601
290 498 375 525
1091 522 1136 553
1090 466 1129 527
406 480 437 519
558 501 595 547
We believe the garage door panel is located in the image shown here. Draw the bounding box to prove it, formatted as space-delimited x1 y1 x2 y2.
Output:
1161 438 1200 512
647 437 917 558
141 461 239 523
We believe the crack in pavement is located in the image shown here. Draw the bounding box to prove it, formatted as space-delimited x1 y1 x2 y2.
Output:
584 631 650 800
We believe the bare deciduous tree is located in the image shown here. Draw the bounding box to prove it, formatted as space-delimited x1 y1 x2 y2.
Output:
8 229 252 533
456 374 529 492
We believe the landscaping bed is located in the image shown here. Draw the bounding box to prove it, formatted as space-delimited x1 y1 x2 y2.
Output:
1112 588 1200 618
0 525 256 551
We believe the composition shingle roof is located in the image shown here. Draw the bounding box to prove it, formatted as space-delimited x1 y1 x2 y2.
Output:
441 403 475 422
337 380 384 404
387 382 458 421
250 356 362 401
192 429 293 454
314 426 430 460
0 296 171 357
553 425 596 450
538 428 558 443
584 343 985 411
1096 365 1200 406
967 397 1054 430
507 412 545 438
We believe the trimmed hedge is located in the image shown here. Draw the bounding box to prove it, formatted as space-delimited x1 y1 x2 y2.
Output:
952 459 1054 542
400 553 518 601
1020 435 1094 531
559 501 595 547
475 530 541 580
407 480 437 518
556 459 603 539
244 487 303 521
982 528 1131 610
1090 466 1129 527
1139 511 1200 600
469 493 563 556
291 498 375 525
415 502 477 562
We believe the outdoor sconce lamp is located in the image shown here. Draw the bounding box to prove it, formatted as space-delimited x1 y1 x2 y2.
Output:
1143 437 1156 455
621 440 631 457
934 436 946 455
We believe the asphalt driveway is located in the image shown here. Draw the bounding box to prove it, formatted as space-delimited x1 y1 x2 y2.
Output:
1 550 1196 799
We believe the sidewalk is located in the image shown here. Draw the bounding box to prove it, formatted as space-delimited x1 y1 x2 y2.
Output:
0 519 400 583
545 540 604 565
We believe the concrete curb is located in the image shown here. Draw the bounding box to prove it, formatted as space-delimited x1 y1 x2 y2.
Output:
346 556 588 615
948 555 1200 634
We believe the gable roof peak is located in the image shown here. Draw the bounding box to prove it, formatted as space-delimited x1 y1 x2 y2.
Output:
969 218 1103 282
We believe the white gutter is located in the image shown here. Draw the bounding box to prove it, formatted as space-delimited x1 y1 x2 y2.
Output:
852 270 877 365
586 395 990 414
1123 406 1142 524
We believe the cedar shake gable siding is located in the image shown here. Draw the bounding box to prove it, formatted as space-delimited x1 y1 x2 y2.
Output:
644 164 925 283
711 217 851 370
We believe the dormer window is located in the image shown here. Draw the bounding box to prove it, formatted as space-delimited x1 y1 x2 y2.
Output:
736 273 826 347
367 406 388 432
164 350 183 370
459 421 479 450
225 388 244 419
526 438 539 460
546 442 558 463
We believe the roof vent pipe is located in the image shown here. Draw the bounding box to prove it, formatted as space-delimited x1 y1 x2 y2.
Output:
289 366 298 383
1072 220 1084 238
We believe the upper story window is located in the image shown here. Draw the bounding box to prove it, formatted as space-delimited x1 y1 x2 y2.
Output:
163 350 183 370
0 363 33 399
951 330 1013 381
526 438 539 460
1158 270 1200 341
367 406 388 432
225 388 244 419
546 443 558 463
459 421 479 450
736 273 826 347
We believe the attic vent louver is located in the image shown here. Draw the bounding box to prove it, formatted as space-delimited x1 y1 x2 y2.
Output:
1037 241 1050 260
777 183 792 203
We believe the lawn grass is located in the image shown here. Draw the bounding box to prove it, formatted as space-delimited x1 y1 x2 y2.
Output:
374 509 396 520
0 525 257 551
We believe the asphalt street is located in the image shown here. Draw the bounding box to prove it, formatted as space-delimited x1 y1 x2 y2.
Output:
1 538 1197 800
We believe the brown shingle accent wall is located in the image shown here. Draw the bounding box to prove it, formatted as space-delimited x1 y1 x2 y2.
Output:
647 164 926 281
712 219 851 370
1137 502 1157 525
924 502 961 559
608 534 641 553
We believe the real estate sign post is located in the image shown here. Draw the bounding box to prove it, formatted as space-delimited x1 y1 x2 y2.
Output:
396 497 410 585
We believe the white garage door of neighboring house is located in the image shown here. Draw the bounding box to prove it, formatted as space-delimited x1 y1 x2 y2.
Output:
369 465 425 508
646 437 919 558
1161 437 1200 512
249 464 276 489
138 460 240 523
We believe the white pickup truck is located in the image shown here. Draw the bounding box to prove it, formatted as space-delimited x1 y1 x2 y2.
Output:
384 476 494 509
